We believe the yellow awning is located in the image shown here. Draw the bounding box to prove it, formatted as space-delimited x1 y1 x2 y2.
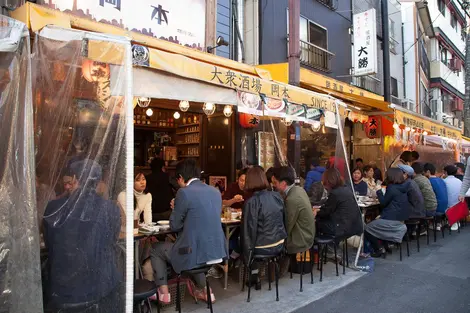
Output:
12 3 345 114
394 108 462 140
257 63 392 112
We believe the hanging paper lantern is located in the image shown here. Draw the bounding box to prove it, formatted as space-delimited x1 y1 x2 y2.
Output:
239 113 259 128
82 59 110 82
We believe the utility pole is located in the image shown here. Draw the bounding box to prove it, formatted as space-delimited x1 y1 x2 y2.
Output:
458 0 470 136
382 0 391 102
288 0 301 176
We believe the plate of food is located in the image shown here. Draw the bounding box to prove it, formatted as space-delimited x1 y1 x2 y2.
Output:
264 98 285 112
157 220 170 226
240 92 261 109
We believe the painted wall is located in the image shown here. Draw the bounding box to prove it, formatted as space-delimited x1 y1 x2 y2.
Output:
259 0 352 83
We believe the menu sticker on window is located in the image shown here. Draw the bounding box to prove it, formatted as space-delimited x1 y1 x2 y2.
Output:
304 107 323 124
237 91 263 115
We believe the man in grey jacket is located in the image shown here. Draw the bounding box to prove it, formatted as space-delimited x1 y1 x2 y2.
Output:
149 159 227 304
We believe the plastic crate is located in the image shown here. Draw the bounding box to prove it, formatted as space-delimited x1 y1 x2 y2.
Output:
158 277 187 310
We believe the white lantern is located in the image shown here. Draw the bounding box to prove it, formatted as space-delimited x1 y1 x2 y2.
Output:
281 117 293 126
137 97 151 108
203 102 216 116
179 100 190 112
145 108 153 117
223 105 233 117
173 111 181 119
311 121 321 132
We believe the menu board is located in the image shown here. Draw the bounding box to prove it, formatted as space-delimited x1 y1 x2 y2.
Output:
286 103 306 122
237 91 263 115
258 132 276 170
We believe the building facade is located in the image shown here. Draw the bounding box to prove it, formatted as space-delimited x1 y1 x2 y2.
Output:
428 0 465 128
258 0 353 83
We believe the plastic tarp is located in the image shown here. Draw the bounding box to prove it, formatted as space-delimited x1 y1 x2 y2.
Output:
32 26 132 312
0 16 42 313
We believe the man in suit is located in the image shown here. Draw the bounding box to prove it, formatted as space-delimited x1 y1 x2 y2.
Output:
149 159 227 304
274 166 315 255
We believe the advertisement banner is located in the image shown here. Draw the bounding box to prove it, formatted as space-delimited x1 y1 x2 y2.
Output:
41 0 206 49
286 103 306 122
353 9 377 76
262 95 286 118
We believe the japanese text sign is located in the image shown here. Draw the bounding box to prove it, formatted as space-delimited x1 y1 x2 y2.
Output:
41 0 206 49
353 9 377 76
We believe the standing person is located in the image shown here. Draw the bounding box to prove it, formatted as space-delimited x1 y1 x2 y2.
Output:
146 158 174 221
355 158 364 170
273 166 315 255
411 162 437 217
313 168 363 240
364 168 411 258
117 172 152 225
222 168 248 209
241 166 287 286
398 164 425 218
390 151 413 168
454 162 465 181
43 159 122 312
459 158 470 203
424 163 448 214
149 159 227 304
351 168 368 196
304 158 326 193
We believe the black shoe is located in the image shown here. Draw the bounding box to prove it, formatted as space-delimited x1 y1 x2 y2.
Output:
370 248 386 258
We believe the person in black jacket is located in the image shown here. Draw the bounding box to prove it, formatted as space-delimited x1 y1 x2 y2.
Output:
146 158 174 221
241 166 287 286
313 168 363 240
364 168 411 258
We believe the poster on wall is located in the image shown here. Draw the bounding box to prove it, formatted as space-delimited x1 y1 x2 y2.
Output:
353 8 377 76
41 0 206 50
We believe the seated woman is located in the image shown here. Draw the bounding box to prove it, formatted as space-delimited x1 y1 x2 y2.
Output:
364 168 412 258
222 168 248 209
363 165 381 196
313 168 363 240
241 166 287 285
117 172 152 226
352 168 368 196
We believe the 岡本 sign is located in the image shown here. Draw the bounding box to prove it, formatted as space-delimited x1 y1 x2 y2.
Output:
353 9 377 76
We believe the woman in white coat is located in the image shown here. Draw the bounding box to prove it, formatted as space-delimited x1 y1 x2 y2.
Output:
118 172 152 226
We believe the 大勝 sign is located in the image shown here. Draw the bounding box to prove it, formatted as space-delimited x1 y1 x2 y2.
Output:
41 0 206 49
353 9 378 76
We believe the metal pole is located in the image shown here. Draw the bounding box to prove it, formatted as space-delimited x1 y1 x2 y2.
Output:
464 32 470 137
382 0 391 102
288 0 301 175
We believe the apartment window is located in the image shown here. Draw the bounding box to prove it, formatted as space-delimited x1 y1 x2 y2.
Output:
451 14 457 30
440 45 448 65
389 18 397 54
438 0 446 16
391 77 398 98
309 22 328 49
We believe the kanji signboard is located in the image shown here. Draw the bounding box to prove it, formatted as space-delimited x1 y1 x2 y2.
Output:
353 9 377 76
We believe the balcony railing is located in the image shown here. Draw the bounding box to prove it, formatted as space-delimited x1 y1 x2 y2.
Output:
351 75 381 95
299 40 335 73
419 41 430 79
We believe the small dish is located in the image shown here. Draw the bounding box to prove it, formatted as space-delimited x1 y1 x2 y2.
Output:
157 220 170 225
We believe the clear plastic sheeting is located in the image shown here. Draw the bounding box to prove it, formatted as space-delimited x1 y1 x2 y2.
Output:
0 16 42 313
32 26 131 312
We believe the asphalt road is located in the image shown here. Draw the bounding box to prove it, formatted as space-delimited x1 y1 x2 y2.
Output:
294 226 470 313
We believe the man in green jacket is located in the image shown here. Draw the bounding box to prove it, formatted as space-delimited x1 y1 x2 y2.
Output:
411 163 437 216
273 166 315 254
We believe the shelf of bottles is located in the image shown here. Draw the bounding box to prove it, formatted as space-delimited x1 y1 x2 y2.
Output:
176 115 201 158
133 107 178 128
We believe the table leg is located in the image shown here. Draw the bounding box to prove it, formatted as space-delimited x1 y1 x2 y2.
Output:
224 226 230 289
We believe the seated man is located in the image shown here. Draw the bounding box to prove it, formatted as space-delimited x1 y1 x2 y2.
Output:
222 168 248 209
274 166 315 255
150 159 227 304
411 162 437 217
43 159 121 311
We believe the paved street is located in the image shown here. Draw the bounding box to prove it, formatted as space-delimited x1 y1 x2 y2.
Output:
294 227 470 313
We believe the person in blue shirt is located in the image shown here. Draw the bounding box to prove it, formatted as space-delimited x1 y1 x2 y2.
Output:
424 163 448 213
352 167 368 196
304 158 326 193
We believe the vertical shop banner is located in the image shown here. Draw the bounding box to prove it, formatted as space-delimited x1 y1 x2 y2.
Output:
365 116 380 138
41 0 206 49
353 8 377 76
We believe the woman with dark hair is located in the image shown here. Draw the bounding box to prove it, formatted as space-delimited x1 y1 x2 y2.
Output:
313 168 363 239
351 167 368 196
118 172 152 225
241 166 287 283
364 168 411 257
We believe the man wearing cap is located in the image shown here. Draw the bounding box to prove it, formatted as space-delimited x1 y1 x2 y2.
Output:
398 164 425 219
43 159 122 311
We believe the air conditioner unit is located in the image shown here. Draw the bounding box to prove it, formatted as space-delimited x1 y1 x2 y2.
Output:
449 58 462 72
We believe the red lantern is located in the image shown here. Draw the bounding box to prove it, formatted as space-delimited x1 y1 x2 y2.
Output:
82 59 110 82
239 113 259 128
365 116 380 138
